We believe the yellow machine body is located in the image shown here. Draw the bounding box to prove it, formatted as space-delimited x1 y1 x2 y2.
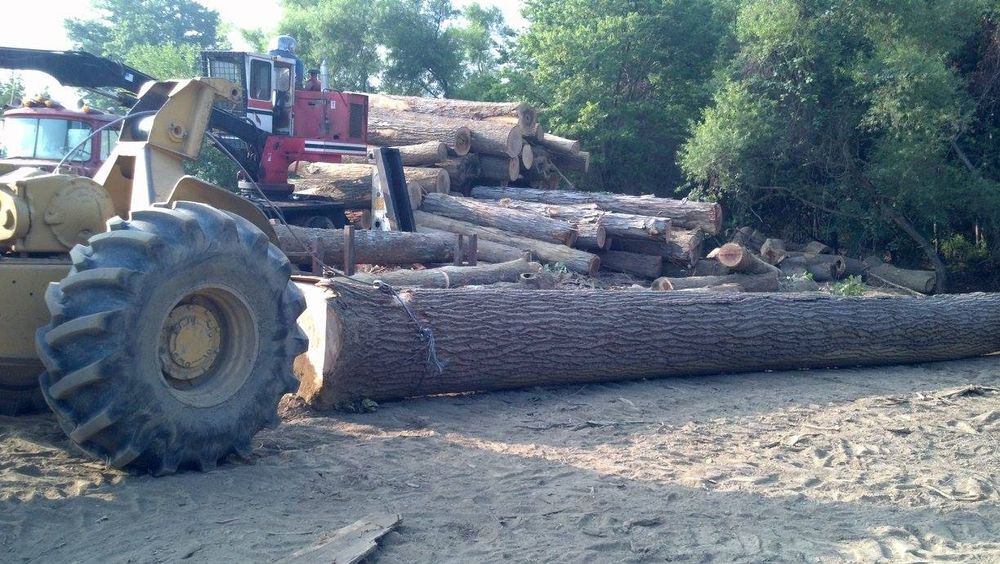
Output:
0 77 273 392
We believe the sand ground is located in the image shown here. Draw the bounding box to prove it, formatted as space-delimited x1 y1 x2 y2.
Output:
2 357 999 562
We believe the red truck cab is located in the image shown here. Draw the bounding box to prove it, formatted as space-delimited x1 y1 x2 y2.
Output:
0 105 119 177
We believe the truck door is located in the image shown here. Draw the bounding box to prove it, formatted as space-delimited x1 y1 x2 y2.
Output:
245 55 274 133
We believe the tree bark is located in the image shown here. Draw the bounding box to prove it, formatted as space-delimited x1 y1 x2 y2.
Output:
597 250 663 279
732 227 768 250
470 186 722 234
350 258 541 289
610 228 704 266
367 111 471 156
478 155 520 182
406 181 424 210
291 163 449 204
716 243 781 276
275 224 458 266
779 254 846 282
760 238 787 265
371 141 448 166
370 108 522 158
434 155 480 193
492 199 671 242
414 211 599 275
362 93 537 133
539 133 580 155
652 272 779 292
863 256 937 294
691 259 731 276
420 193 578 246
574 222 609 252
549 150 590 173
294 283 1000 408
880 205 947 293
415 225 525 263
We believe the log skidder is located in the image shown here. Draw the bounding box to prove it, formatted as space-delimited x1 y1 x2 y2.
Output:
36 202 307 474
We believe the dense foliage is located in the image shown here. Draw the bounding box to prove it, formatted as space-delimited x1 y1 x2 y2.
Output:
62 0 1000 281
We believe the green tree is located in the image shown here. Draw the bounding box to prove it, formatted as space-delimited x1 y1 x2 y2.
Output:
0 73 25 106
65 0 221 55
680 0 1000 288
509 0 733 194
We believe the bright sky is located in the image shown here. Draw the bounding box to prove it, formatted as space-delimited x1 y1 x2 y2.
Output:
3 0 525 105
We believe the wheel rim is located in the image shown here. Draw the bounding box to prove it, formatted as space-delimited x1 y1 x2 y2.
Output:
157 286 258 408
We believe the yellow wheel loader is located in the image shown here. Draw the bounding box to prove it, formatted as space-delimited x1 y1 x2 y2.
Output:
0 78 307 475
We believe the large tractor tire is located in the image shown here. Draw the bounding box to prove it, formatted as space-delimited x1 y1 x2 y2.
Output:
35 202 307 474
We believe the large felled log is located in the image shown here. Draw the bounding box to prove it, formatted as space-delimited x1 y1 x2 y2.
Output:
539 133 580 155
420 193 578 246
291 163 449 205
732 227 768 250
549 150 590 173
294 283 1000 408
760 238 787 265
715 243 781 276
434 155 481 193
351 258 541 289
652 273 779 292
414 211 599 275
478 155 519 182
780 254 846 282
367 111 471 156
574 222 609 252
864 256 936 294
493 199 671 242
598 250 663 279
610 228 704 266
692 259 731 276
520 144 534 170
371 141 448 166
275 224 458 266
470 186 722 235
363 93 537 133
415 225 524 263
371 108 522 158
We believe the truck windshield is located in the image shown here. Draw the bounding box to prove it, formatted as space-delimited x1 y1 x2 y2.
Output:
0 118 93 161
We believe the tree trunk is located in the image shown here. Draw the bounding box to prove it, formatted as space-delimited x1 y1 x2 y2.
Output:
880 205 947 293
470 186 722 234
367 111 471 156
406 181 424 210
294 283 1000 408
415 225 525 263
760 238 787 265
652 273 779 292
370 141 448 166
350 258 541 289
863 256 937 294
520 144 534 170
370 108 522 158
732 227 768 250
691 259 731 276
362 93 537 133
549 150 590 173
779 254 846 282
478 155 520 182
274 224 458 266
716 243 781 276
539 133 580 155
610 228 704 266
414 211 599 275
597 250 663 279
434 155 480 193
420 193 578 246
291 163 449 204
574 222 609 252
491 199 671 242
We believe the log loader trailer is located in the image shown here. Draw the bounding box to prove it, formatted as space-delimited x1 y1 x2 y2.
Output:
0 47 412 474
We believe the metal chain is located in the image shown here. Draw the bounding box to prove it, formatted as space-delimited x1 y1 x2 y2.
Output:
373 280 445 383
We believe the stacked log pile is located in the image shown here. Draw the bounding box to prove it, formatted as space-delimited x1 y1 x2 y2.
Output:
290 93 589 209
